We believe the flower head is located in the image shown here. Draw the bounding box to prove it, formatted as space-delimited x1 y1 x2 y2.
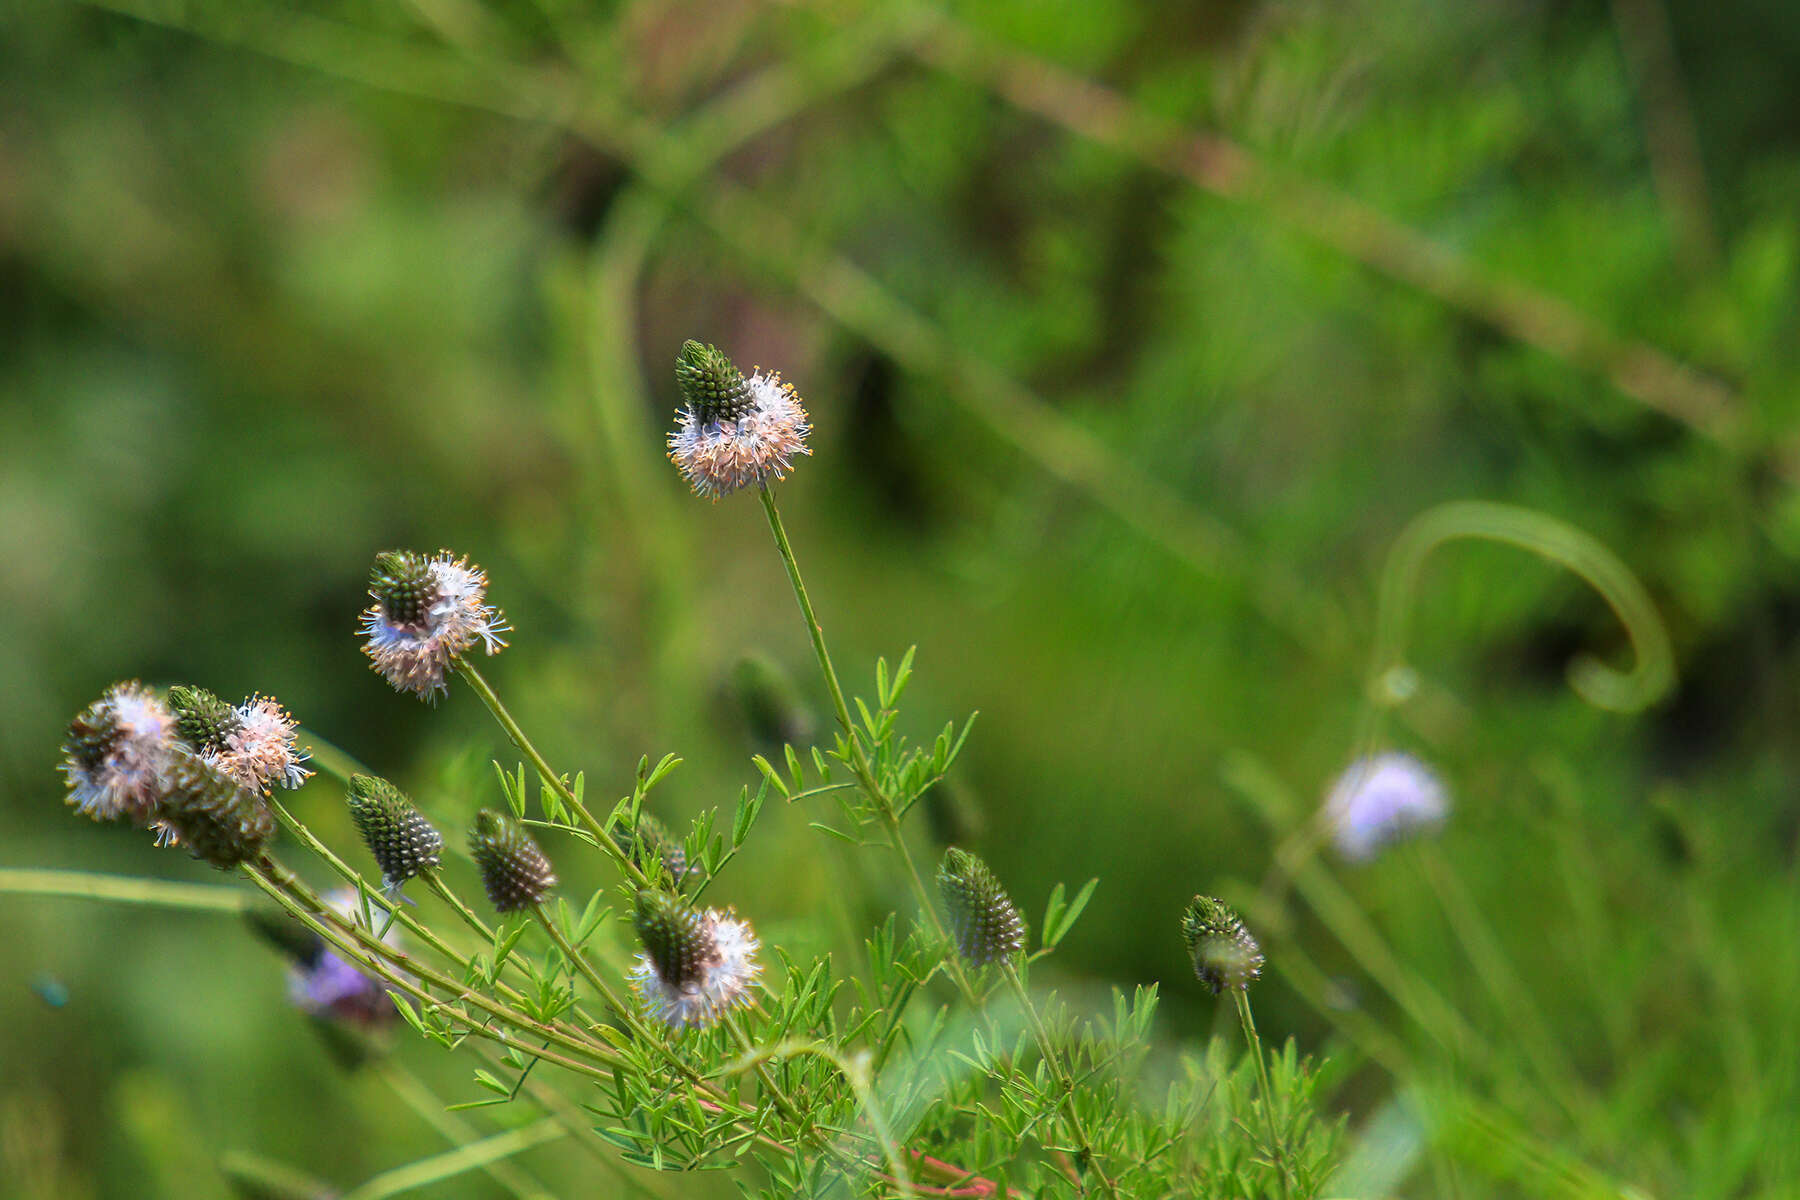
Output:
359 549 509 701
629 889 761 1030
469 809 557 912
281 889 404 1028
347 774 443 893
1182 896 1263 994
170 685 313 793
668 340 811 499
937 847 1027 966
1323 752 1448 862
155 750 277 869
61 682 177 824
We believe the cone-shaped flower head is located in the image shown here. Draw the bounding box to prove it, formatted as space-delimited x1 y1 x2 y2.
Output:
61 682 177 824
1323 752 1448 863
359 550 509 701
469 809 556 912
613 811 689 886
156 751 277 869
277 889 404 1028
1182 896 1263 994
668 340 811 499
168 685 237 752
347 774 442 891
937 847 1026 966
172 685 314 793
629 889 761 1030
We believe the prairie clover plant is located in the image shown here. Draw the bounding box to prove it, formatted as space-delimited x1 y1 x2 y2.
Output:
36 342 1343 1198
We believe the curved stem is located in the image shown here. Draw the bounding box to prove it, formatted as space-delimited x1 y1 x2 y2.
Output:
1372 500 1675 715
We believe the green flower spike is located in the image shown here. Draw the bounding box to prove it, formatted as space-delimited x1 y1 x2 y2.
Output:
367 551 436 627
937 847 1027 966
156 751 277 870
347 774 443 892
167 684 239 752
634 889 712 992
1182 896 1264 994
675 340 755 423
469 809 557 913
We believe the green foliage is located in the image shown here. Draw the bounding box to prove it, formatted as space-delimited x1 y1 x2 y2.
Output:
8 0 1800 1196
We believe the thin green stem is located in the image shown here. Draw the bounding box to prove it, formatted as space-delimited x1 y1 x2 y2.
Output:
1001 962 1118 1198
759 483 986 1003
757 484 883 802
339 1118 565 1200
1233 987 1293 1200
373 1058 555 1200
455 658 652 889
0 868 250 913
531 901 693 1071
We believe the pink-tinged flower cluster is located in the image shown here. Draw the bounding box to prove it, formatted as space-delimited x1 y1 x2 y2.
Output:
61 682 177 824
668 370 811 500
629 909 762 1031
209 694 313 792
288 889 405 1027
1322 752 1449 862
360 551 509 701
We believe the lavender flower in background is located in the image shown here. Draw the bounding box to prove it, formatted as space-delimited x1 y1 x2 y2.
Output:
61 682 177 824
359 549 509 701
286 890 403 1028
630 890 762 1031
668 340 811 499
1323 752 1449 862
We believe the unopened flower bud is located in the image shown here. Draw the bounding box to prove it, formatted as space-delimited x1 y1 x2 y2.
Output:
469 810 556 912
168 684 238 752
347 775 442 892
157 751 277 869
1182 896 1263 994
937 847 1026 966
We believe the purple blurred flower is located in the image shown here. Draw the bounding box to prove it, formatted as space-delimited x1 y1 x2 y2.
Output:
1323 752 1448 862
287 890 403 1027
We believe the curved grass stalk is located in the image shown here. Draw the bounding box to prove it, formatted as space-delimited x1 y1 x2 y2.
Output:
1372 500 1676 715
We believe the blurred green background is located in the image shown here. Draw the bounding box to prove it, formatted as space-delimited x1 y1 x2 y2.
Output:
4 0 1799 1195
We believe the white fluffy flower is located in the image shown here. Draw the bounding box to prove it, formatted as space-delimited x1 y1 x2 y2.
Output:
1323 752 1449 862
211 695 313 792
629 907 762 1031
61 682 177 824
668 369 811 500
360 551 509 701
